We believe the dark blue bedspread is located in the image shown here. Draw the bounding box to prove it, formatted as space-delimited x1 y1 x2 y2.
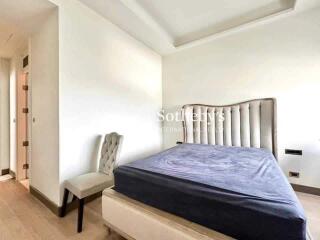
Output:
114 144 306 240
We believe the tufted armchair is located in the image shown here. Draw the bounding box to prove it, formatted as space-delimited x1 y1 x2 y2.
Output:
61 132 123 233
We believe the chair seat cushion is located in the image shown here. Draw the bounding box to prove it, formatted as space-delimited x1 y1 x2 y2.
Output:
65 172 114 199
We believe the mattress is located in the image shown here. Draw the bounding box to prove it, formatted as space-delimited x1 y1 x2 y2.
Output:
113 144 306 240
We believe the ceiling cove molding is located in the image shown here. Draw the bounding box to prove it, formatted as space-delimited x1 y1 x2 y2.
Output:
176 6 296 51
119 0 174 44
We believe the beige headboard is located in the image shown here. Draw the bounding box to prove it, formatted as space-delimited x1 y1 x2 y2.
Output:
182 98 277 158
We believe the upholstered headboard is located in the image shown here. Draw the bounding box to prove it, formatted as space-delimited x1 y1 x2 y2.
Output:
182 98 277 158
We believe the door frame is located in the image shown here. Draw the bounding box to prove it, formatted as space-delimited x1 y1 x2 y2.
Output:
16 54 31 181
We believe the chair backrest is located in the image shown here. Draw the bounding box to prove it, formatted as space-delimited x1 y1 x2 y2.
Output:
97 132 123 175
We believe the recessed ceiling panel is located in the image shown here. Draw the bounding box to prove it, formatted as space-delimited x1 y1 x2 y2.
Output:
136 0 296 46
78 0 302 55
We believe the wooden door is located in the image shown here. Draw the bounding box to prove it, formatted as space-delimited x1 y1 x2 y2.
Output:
16 72 29 180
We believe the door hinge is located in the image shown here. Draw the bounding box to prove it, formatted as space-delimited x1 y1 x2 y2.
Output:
23 141 29 147
22 85 29 91
23 164 29 170
22 108 29 113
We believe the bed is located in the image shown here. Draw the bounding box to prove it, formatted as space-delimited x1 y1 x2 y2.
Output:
102 98 310 240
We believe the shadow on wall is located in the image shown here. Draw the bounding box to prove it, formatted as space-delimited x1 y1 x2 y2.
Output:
88 135 103 171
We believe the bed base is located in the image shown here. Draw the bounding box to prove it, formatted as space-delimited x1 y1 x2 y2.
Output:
102 189 233 240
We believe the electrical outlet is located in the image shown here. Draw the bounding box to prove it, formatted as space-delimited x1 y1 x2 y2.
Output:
289 171 300 178
285 149 302 156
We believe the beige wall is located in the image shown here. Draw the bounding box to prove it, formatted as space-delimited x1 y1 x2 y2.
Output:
0 58 10 173
163 7 320 188
30 9 59 204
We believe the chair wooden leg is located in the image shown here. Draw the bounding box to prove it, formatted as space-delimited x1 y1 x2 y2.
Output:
61 189 69 217
72 194 77 201
77 198 84 233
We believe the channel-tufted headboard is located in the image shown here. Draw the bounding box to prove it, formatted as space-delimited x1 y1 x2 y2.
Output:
182 98 278 158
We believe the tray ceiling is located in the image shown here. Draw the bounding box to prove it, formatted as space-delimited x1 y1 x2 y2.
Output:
77 0 318 55
136 0 295 46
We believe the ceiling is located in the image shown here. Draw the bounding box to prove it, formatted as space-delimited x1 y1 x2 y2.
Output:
135 0 294 46
1 0 318 58
79 0 320 55
0 21 25 59
0 0 56 58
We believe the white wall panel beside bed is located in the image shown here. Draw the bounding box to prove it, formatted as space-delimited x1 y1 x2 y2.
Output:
48 0 163 206
163 7 320 189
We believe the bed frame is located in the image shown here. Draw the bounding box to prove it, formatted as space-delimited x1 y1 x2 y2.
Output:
182 98 278 158
102 189 233 240
101 98 291 240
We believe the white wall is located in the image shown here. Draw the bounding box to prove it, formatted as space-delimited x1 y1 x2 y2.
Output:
163 7 320 188
9 56 17 174
0 58 10 173
30 9 59 204
9 48 28 174
49 0 162 206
